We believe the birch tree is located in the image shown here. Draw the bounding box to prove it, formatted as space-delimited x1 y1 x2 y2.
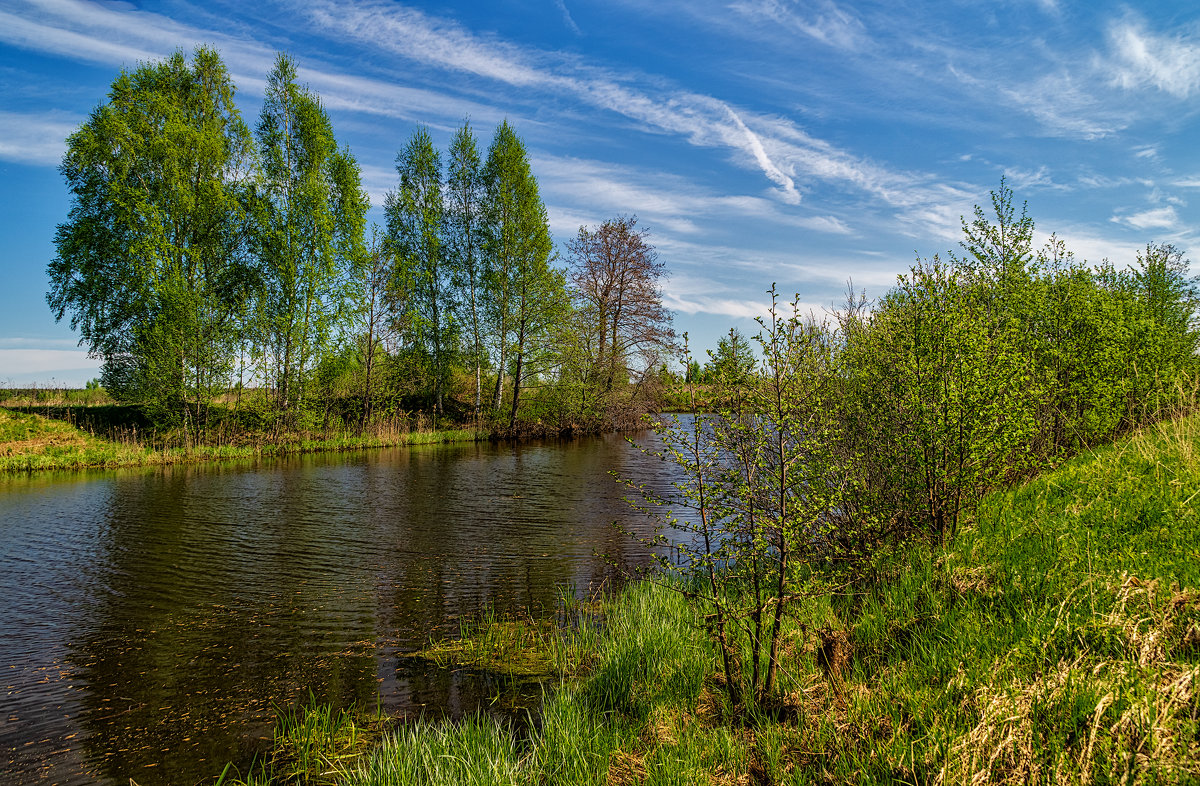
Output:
481 121 564 428
251 53 368 417
48 47 255 436
386 126 454 418
446 121 487 422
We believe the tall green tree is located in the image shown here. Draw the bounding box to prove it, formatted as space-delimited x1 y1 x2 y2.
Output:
705 327 756 386
446 120 487 422
1123 242 1199 418
251 52 368 417
481 121 564 429
349 226 397 431
47 47 254 436
386 126 454 418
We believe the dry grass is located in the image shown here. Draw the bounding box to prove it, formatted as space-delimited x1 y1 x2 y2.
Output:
605 749 646 786
1 433 89 455
937 575 1200 786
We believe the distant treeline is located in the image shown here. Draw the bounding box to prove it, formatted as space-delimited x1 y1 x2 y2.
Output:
47 48 676 440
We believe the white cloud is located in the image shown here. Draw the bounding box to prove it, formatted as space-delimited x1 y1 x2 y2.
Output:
998 71 1124 140
1111 206 1179 231
0 0 277 78
290 0 962 219
728 0 868 51
1 0 984 231
302 1 548 88
297 67 505 127
1107 17 1200 99
724 106 800 204
534 154 855 243
1038 227 1147 266
554 0 582 36
0 110 79 165
1003 165 1068 191
0 4 158 67
663 292 770 321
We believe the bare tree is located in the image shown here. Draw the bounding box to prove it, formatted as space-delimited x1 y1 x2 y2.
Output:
567 216 676 401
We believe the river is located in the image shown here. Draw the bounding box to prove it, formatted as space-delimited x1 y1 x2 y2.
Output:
0 429 683 785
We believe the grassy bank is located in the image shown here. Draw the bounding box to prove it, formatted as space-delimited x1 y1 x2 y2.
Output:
0 407 485 473
225 412 1200 784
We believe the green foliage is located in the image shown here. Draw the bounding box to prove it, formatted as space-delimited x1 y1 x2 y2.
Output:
48 47 254 435
838 179 1199 541
387 126 456 419
634 290 868 711
250 52 369 418
229 414 1200 785
703 327 755 386
49 50 673 438
446 120 487 421
481 121 567 430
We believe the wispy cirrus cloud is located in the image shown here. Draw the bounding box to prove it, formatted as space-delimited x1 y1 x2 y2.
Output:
290 0 959 215
1038 226 1151 267
724 106 800 204
727 0 868 51
0 3 159 67
534 154 851 241
553 0 582 36
996 70 1125 140
0 0 509 146
1 0 983 233
0 110 80 165
1003 165 1069 191
0 0 275 77
1107 16 1200 99
989 14 1200 140
664 291 771 322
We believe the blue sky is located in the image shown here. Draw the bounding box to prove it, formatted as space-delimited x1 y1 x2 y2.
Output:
2 0 1199 386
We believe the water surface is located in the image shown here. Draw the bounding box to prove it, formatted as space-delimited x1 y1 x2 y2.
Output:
0 431 680 785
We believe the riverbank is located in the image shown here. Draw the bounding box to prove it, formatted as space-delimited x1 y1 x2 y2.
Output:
225 411 1200 784
0 407 485 472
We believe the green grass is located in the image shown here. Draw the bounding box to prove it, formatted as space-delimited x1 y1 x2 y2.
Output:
0 407 152 470
221 699 385 786
217 413 1200 785
0 407 486 473
800 412 1200 783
